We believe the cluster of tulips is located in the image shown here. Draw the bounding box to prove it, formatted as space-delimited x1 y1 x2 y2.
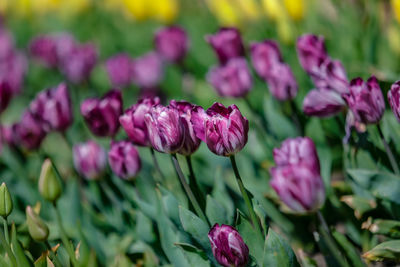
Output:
2 13 400 265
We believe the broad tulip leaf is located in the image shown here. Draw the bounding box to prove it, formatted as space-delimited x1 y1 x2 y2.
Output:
206 195 228 225
365 219 400 238
332 229 366 267
263 229 300 267
363 240 400 262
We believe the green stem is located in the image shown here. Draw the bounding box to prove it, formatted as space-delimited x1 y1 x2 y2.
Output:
171 154 209 226
45 241 63 267
150 148 165 181
317 211 349 267
230 155 263 238
185 155 205 209
289 100 304 136
2 217 9 245
377 124 400 175
53 203 78 266
0 225 17 267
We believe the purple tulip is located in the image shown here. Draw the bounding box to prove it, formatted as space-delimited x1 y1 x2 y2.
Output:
388 80 400 122
29 35 59 68
0 51 27 94
207 58 252 98
192 103 248 156
270 164 325 213
169 100 201 155
208 224 249 267
0 28 14 61
0 81 12 114
81 90 123 137
108 141 141 180
154 26 189 63
273 137 320 173
119 97 160 146
265 63 298 101
303 88 346 117
250 40 282 80
131 52 164 88
270 137 325 213
105 54 133 88
30 83 73 132
60 43 97 83
206 27 245 65
14 111 47 150
343 76 385 125
296 34 328 74
310 59 349 95
73 141 107 180
144 104 185 153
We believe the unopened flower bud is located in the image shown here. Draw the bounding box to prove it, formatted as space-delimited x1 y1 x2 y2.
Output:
154 26 189 63
26 206 49 242
0 183 13 218
108 141 141 180
38 159 62 203
206 28 245 65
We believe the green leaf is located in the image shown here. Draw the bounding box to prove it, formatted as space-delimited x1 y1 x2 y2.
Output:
364 219 400 238
205 195 227 225
331 229 366 267
340 195 377 219
363 240 400 262
347 169 400 204
10 223 31 267
176 243 211 267
34 254 47 267
263 229 300 267
236 212 265 266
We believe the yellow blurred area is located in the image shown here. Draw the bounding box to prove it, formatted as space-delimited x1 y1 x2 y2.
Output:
0 0 179 23
392 0 400 24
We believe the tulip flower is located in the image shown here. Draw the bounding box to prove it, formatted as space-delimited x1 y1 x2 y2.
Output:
343 76 385 125
250 40 282 80
144 104 185 153
106 53 133 88
26 206 49 242
14 111 47 150
206 27 245 65
303 88 346 117
59 42 97 84
131 52 164 88
81 90 123 137
0 51 27 94
192 102 248 157
296 34 328 74
270 137 325 213
73 141 107 180
388 80 400 122
0 28 14 60
29 83 73 132
29 35 59 68
207 58 253 98
108 141 141 180
0 81 12 114
154 26 189 63
119 96 160 146
208 224 249 267
0 183 12 218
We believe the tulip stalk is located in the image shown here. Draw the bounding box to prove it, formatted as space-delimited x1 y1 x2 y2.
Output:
2 218 9 245
150 148 165 181
171 154 209 226
185 155 206 209
0 226 17 267
230 155 263 238
377 124 400 175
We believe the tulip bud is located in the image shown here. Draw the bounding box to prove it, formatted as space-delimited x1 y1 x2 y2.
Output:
29 35 59 68
131 52 164 88
0 183 13 218
29 83 73 132
250 40 282 80
60 43 97 84
14 111 47 150
26 206 49 242
1 51 27 94
270 164 325 213
266 63 298 101
0 81 12 114
270 137 325 213
207 58 253 98
343 76 385 125
303 88 346 117
206 27 245 65
81 90 123 137
38 159 62 203
296 34 328 74
73 141 107 180
388 81 400 122
144 104 185 153
108 141 141 180
169 100 201 155
105 53 133 88
208 224 249 267
192 103 248 156
119 97 160 146
154 26 189 63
